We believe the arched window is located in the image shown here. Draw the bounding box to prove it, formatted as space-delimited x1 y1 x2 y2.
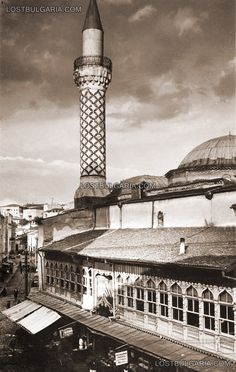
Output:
147 279 156 314
135 277 144 287
117 275 124 306
171 283 183 322
186 286 199 328
219 291 234 335
126 276 132 284
147 279 155 288
202 289 215 331
159 281 168 318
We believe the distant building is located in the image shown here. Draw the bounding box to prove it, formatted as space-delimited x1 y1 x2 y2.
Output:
0 204 23 225
0 212 16 257
22 203 44 221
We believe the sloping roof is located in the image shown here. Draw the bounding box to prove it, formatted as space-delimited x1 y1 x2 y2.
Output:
179 134 236 169
42 227 236 269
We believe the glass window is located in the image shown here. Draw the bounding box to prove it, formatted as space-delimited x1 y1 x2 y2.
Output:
136 287 144 312
127 286 134 308
171 283 183 322
186 286 199 328
117 275 124 306
159 281 168 318
219 291 234 335
147 289 156 314
203 289 215 331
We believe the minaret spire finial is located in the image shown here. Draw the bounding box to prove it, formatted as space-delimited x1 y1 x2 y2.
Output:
83 0 103 32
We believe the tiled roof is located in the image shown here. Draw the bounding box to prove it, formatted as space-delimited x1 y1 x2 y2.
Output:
43 227 236 269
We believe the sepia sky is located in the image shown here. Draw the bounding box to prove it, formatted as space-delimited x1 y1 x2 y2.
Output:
0 0 235 205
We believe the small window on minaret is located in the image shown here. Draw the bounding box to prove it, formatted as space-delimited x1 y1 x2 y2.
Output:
157 211 164 227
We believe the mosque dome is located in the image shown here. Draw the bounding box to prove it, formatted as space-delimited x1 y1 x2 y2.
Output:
179 134 236 169
166 134 236 186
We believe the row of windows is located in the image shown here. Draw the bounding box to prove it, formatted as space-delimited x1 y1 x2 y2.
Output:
117 281 235 336
45 262 235 336
45 261 93 296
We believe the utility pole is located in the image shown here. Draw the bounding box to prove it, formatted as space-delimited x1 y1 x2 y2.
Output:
24 249 29 299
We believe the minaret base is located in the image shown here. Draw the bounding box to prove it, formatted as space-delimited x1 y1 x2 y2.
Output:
74 177 110 209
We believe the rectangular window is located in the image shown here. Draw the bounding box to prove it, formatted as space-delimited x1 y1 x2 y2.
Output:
187 298 199 327
172 295 183 321
127 286 134 308
118 285 125 306
160 292 168 317
136 288 144 312
220 305 235 335
147 290 156 314
203 301 215 330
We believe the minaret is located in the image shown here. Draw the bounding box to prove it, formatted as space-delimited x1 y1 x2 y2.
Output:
73 0 112 208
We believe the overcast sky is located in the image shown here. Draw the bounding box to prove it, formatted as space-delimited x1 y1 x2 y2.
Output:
0 0 235 205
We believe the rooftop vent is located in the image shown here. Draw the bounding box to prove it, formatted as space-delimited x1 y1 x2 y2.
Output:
179 237 186 254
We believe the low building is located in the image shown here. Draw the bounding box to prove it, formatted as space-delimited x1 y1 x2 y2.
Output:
22 203 44 221
0 204 23 225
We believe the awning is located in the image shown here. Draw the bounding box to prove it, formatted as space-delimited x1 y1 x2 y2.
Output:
2 300 41 322
28 292 236 371
17 306 61 334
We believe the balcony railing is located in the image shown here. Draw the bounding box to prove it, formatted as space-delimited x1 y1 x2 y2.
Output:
74 56 112 71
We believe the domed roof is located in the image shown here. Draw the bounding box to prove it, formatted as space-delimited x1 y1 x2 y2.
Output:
179 134 236 169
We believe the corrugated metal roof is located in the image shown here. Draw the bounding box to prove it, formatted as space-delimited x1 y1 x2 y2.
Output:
17 306 61 334
2 300 41 322
28 292 236 371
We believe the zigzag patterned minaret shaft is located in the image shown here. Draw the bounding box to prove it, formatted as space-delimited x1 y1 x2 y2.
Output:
73 0 112 208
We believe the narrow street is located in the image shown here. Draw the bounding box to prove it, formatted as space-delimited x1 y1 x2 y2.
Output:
0 266 98 372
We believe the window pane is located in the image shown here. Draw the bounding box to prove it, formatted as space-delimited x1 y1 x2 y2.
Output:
220 305 226 319
229 322 235 335
178 297 183 308
136 300 144 312
187 313 199 327
210 303 214 316
228 306 234 320
172 296 177 307
188 299 193 311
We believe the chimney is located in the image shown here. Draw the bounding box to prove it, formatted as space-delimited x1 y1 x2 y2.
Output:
179 237 186 254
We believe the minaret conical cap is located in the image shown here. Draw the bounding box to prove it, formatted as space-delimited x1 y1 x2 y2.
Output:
82 0 103 31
